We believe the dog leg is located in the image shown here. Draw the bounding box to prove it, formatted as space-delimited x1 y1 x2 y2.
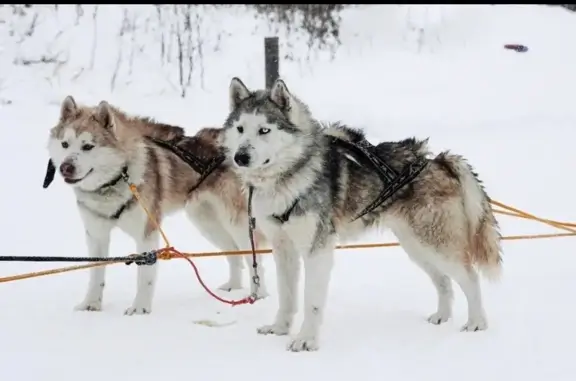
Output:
410 255 453 325
75 225 112 312
257 236 299 336
185 203 243 291
422 263 453 325
443 263 487 331
220 256 244 291
287 237 335 352
394 226 454 325
124 231 159 315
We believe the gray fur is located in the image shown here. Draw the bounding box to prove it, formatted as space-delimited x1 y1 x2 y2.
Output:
222 77 503 352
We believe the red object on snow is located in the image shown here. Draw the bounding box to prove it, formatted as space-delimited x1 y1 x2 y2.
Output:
504 44 528 53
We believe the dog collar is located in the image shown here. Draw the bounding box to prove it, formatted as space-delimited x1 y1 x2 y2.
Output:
96 165 129 193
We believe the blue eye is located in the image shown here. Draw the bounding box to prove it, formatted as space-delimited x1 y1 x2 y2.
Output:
259 128 270 135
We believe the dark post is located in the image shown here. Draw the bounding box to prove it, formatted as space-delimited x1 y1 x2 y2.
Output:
264 37 279 90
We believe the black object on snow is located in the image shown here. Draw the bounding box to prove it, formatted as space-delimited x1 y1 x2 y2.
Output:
504 44 529 53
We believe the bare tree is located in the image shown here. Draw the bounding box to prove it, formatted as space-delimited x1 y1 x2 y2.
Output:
1 4 355 99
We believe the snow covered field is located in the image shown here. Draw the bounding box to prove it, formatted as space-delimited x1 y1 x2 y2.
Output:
1 4 575 380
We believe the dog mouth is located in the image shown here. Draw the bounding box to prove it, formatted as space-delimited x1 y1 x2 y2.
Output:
63 168 93 184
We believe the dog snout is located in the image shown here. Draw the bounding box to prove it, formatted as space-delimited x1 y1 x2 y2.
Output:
234 151 251 167
59 161 76 178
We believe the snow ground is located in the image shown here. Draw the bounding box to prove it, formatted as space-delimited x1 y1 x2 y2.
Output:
1 4 576 380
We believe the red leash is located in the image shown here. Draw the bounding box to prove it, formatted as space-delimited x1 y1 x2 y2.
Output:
158 247 256 306
148 188 262 307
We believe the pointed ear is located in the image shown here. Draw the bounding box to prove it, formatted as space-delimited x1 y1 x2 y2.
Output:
60 95 78 122
270 79 292 111
94 101 114 130
43 159 56 189
229 77 250 111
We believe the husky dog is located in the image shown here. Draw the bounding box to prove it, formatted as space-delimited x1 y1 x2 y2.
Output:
44 96 267 315
221 77 502 352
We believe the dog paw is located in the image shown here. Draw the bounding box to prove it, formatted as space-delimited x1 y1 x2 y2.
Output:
287 336 319 352
427 311 451 325
461 316 488 332
257 323 290 336
74 300 102 312
218 280 243 292
124 304 151 316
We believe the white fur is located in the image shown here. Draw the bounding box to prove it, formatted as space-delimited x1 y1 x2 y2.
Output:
48 125 158 314
226 112 311 188
50 115 268 315
251 192 335 352
223 78 333 351
227 78 316 182
388 212 488 331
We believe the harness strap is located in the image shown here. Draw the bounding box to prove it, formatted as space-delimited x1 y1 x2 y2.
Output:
272 198 299 224
271 137 427 224
97 166 128 192
187 156 226 194
146 136 225 193
351 157 428 221
331 137 428 221
332 138 398 182
146 136 209 175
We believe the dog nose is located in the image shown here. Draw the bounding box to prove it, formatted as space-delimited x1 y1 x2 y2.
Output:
59 162 76 177
234 152 251 167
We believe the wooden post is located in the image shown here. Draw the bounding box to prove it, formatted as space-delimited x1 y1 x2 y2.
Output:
264 37 279 90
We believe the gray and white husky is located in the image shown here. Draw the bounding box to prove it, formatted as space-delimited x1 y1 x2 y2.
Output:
221 77 502 352
44 96 268 315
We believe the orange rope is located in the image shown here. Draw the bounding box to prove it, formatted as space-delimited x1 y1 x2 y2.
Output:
1 232 574 284
128 184 171 247
491 200 576 233
0 261 123 283
494 209 576 228
1 198 574 284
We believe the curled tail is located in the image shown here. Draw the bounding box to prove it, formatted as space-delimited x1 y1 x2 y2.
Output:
436 152 503 281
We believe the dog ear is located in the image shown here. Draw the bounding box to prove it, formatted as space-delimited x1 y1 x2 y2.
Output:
270 79 292 111
229 77 250 111
43 159 56 189
94 101 115 131
60 95 78 122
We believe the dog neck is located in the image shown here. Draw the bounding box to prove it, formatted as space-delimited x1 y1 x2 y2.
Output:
95 166 129 192
246 153 322 225
76 140 147 195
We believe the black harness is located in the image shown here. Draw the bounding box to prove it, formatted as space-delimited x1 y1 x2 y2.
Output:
103 166 134 220
272 198 299 224
146 136 225 194
271 137 429 224
74 165 135 220
333 138 429 221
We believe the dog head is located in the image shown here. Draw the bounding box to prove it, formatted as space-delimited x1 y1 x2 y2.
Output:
44 96 129 191
221 77 318 184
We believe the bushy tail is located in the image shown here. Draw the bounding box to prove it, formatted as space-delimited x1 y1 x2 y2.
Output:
437 152 503 281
